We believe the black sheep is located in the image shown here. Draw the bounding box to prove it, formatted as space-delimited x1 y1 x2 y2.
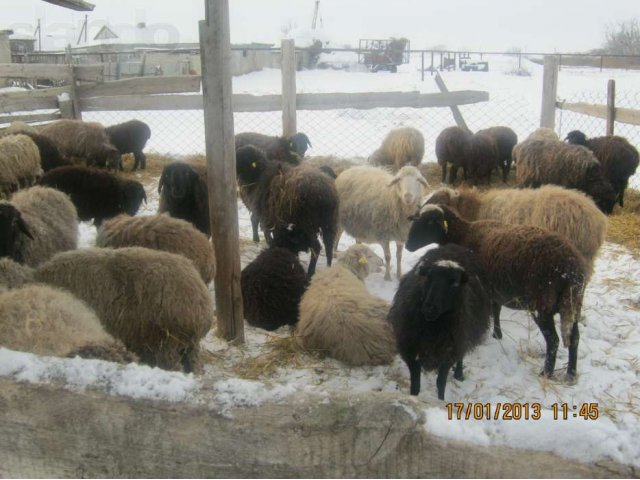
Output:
39 165 146 226
566 130 639 207
236 145 339 277
289 132 313 157
158 162 210 236
241 226 309 331
235 131 306 165
388 244 491 400
105 120 152 171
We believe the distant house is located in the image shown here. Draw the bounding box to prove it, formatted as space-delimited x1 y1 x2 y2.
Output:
93 25 118 41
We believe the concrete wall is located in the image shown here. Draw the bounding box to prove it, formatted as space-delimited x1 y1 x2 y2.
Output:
0 378 632 478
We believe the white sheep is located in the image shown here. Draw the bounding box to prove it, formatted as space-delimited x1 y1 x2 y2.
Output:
0 134 42 197
336 165 429 280
296 244 395 366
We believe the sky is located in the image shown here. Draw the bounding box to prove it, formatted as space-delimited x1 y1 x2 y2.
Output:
2 0 638 53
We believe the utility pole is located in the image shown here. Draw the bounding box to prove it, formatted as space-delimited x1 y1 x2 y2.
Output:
311 0 320 29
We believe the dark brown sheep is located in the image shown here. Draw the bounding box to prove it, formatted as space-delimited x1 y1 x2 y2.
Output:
406 204 589 382
435 126 472 184
465 132 499 186
105 120 152 171
235 132 305 165
476 126 518 182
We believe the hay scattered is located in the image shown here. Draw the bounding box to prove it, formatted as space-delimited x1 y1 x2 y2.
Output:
606 212 640 255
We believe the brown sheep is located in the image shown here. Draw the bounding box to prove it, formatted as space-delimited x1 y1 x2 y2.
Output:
369 127 425 172
476 126 518 182
436 126 472 184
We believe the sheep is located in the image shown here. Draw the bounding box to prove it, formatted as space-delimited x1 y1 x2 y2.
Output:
235 131 306 165
236 145 339 277
406 204 589 381
296 244 395 365
0 257 33 289
0 284 136 363
0 134 42 197
565 130 639 207
158 161 210 236
527 127 559 142
435 126 472 184
96 213 215 284
466 132 500 186
423 185 607 265
289 132 313 157
476 126 518 182
514 138 617 214
105 119 152 171
240 226 310 331
388 244 491 399
0 126 69 172
304 155 357 177
369 127 425 172
0 186 78 267
335 165 429 281
39 165 146 227
33 247 214 372
39 119 121 170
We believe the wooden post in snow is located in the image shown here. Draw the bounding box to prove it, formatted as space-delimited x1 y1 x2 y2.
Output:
199 0 245 344
65 45 82 119
434 72 470 133
540 55 559 129
281 39 297 137
606 79 616 135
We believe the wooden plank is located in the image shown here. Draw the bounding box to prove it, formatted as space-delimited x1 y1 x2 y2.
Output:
0 63 102 81
199 0 245 344
281 39 297 137
0 111 61 125
42 0 95 11
556 101 640 127
434 72 471 132
77 75 202 98
79 94 203 111
0 87 68 113
606 79 615 135
540 55 559 128
614 107 640 126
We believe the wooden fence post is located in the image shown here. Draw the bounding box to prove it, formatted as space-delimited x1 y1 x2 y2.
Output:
199 0 245 344
540 55 559 128
434 72 471 133
606 79 616 135
421 51 424 82
65 45 82 120
281 39 297 137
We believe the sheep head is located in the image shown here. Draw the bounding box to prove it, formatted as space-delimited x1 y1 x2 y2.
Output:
338 244 384 281
0 203 33 263
416 259 468 320
289 132 312 157
159 163 199 199
406 204 448 251
565 130 588 146
421 187 458 209
120 181 147 216
387 166 429 207
236 145 268 184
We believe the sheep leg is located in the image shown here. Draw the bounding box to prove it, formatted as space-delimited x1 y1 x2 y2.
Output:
534 311 559 378
333 227 342 254
322 227 335 267
307 237 322 277
501 159 509 183
382 241 392 281
436 362 453 400
448 165 457 184
566 322 580 380
492 302 502 339
395 241 403 279
406 357 422 395
618 188 625 207
441 164 447 183
453 360 464 381
250 213 260 243
134 151 146 171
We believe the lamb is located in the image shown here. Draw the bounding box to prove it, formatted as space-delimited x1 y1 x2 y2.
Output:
388 244 491 399
158 161 210 236
514 138 617 214
0 284 136 363
0 126 69 172
105 119 152 171
0 258 34 289
0 186 78 267
435 126 472 184
96 213 215 284
39 165 147 227
335 165 429 281
369 127 425 172
241 226 309 331
0 134 42 196
565 130 639 207
39 119 121 170
235 131 307 165
296 244 395 365
476 126 518 182
406 204 589 381
423 185 607 265
33 247 214 372
236 145 339 277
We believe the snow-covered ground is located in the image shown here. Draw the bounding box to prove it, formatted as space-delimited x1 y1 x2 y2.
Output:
2 59 640 468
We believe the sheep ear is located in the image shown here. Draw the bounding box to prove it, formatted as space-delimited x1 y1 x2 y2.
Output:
417 176 429 187
17 215 34 240
387 176 401 187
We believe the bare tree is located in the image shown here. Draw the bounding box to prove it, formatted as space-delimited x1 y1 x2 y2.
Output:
603 19 640 55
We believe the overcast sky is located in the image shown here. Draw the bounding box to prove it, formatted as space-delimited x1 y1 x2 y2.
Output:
2 0 637 52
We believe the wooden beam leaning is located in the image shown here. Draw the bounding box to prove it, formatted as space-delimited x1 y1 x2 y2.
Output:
434 72 471 132
199 0 245 344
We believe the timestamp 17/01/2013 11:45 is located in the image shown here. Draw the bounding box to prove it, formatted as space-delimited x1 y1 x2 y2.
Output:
446 402 600 421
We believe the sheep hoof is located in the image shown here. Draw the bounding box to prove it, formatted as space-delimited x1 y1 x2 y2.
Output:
561 372 578 385
492 329 502 340
539 369 555 379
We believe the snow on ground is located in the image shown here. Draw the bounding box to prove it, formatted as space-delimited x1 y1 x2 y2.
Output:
2 62 640 467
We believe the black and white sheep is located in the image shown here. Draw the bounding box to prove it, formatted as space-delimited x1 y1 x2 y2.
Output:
105 119 152 171
158 161 210 236
335 165 429 281
39 165 146 227
0 186 78 267
0 134 42 197
406 204 589 381
34 247 214 372
236 145 339 277
388 244 491 400
369 127 425 172
235 131 309 165
565 130 639 207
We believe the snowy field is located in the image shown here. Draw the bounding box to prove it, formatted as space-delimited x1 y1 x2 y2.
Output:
2 57 640 468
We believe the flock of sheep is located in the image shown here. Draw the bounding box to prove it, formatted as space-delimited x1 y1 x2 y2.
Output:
0 115 638 401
